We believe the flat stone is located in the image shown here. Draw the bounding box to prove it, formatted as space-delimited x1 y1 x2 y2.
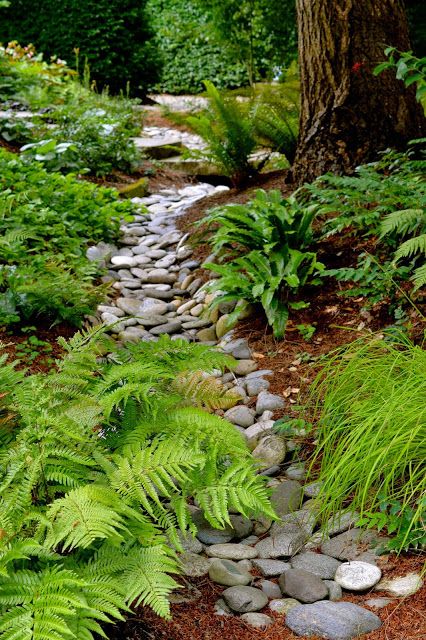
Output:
246 369 273 379
135 314 170 327
244 421 275 449
335 561 382 591
209 559 252 586
365 597 394 609
133 135 183 159
146 268 177 284
246 377 270 396
138 298 169 315
324 580 343 601
240 613 273 629
271 481 303 517
98 304 125 317
326 510 360 536
259 579 282 599
224 406 256 428
206 544 258 560
255 531 306 559
233 359 258 376
252 559 291 577
179 552 211 577
374 572 423 597
269 598 300 615
279 569 329 603
238 559 253 572
285 601 382 639
222 586 268 613
256 391 285 414
320 529 384 562
272 509 317 538
221 338 251 360
150 321 182 335
291 552 341 580
118 327 152 342
110 255 137 268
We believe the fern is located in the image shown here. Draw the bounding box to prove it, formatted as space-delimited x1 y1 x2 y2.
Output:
0 333 273 638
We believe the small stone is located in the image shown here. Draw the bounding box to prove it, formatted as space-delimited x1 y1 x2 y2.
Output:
215 314 236 339
272 509 317 538
197 326 218 342
224 406 256 428
179 552 211 577
246 369 273 379
374 572 423 597
290 552 341 580
335 561 382 591
256 391 285 414
206 544 258 560
135 314 171 327
221 338 251 360
269 598 300 615
238 559 253 572
110 255 137 268
259 579 282 599
190 303 204 317
222 586 268 613
365 597 394 609
285 463 306 482
233 359 258 376
146 268 177 284
98 304 125 317
304 482 322 498
252 559 291 577
285 601 381 639
209 559 252 587
255 531 306 559
229 514 253 539
214 598 232 616
118 327 151 342
244 421 275 449
240 613 273 629
242 535 259 547
326 510 360 536
252 435 286 469
150 321 182 335
246 377 270 396
271 481 303 517
178 532 203 554
279 569 329 603
193 509 234 544
324 580 343 601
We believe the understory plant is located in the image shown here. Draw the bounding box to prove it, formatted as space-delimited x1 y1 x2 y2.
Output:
0 330 274 639
0 148 135 326
308 335 426 552
202 189 323 337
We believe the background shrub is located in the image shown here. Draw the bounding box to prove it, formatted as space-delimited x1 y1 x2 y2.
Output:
0 0 159 95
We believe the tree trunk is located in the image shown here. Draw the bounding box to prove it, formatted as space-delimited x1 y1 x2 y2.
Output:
292 0 426 183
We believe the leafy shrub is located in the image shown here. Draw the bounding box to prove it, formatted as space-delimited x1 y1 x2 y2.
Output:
0 149 135 325
187 81 257 186
0 330 274 638
308 336 426 552
202 190 323 337
0 0 159 95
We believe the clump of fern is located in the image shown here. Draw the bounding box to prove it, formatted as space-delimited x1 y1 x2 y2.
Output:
187 81 257 187
381 207 426 290
0 329 274 639
308 335 426 552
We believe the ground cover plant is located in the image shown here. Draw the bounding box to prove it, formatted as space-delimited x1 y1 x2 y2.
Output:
308 335 426 552
0 330 274 639
201 189 323 338
0 43 142 176
0 148 135 326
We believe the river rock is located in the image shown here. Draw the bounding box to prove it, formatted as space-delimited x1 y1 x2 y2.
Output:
252 435 286 469
205 544 258 560
325 510 360 536
256 391 285 414
222 586 268 613
285 601 382 639
290 552 341 580
192 509 234 544
221 338 251 360
269 598 300 615
259 579 282 599
150 321 182 335
279 569 329 603
224 405 256 428
270 480 303 517
179 552 211 577
209 559 252 586
335 561 382 591
255 530 306 559
229 514 254 539
240 613 273 629
374 572 423 597
246 377 270 396
320 529 384 562
233 359 258 376
252 559 291 577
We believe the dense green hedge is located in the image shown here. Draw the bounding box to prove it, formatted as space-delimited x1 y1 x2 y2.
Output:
147 0 248 94
0 0 159 95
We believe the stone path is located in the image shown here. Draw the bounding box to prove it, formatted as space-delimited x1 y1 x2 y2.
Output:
86 175 423 640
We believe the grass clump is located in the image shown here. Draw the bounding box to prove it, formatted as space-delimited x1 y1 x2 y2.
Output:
309 335 426 552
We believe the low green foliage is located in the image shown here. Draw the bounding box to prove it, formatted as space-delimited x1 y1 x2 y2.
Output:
308 336 426 552
374 47 426 107
0 330 274 638
202 190 323 337
0 148 135 326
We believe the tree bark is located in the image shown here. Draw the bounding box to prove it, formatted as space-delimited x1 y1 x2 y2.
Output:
292 0 426 183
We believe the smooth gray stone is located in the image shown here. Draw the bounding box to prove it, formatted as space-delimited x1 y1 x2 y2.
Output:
222 586 268 613
224 405 256 428
279 569 329 603
193 509 234 544
149 321 182 335
229 514 253 539
271 509 317 538
246 377 270 396
364 597 394 609
256 391 285 414
255 530 306 559
246 369 273 379
304 481 323 498
259 579 282 599
179 552 211 577
205 543 258 560
240 613 273 629
134 314 171 327
324 580 343 601
271 480 303 517
221 338 252 360
325 510 360 536
209 559 252 587
335 561 382 591
285 601 381 639
320 529 385 562
290 552 341 580
252 559 291 578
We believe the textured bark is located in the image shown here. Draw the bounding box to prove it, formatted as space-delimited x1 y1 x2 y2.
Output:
293 0 426 183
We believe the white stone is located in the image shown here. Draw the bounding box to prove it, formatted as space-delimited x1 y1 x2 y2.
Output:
335 561 382 591
374 572 423 597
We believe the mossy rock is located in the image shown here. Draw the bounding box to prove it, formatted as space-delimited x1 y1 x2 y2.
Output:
119 178 149 198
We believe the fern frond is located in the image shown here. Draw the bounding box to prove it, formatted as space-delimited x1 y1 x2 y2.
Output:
412 263 426 290
394 233 426 260
173 371 240 411
381 208 425 236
